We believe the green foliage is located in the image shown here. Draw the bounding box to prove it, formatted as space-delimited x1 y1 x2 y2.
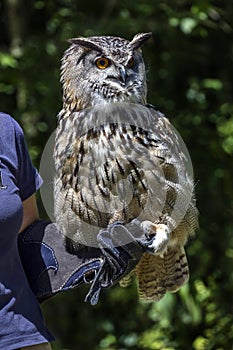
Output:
1 0 233 349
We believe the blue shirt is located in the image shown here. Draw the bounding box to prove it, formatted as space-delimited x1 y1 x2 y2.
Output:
0 113 53 349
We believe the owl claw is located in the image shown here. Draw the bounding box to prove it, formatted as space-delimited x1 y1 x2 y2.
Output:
132 220 170 254
142 222 170 254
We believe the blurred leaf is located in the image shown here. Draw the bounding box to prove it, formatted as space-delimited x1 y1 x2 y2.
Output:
217 116 233 154
180 18 198 34
0 52 18 68
202 79 223 90
99 334 117 348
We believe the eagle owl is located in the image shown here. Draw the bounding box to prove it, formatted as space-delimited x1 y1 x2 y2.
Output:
54 33 198 301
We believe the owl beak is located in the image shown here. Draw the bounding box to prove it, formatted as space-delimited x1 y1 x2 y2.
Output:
119 66 127 85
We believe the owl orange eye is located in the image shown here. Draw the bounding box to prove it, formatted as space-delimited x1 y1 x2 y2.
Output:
127 57 135 68
95 57 111 69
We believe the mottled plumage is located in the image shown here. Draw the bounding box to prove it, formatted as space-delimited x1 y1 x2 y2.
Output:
54 33 198 301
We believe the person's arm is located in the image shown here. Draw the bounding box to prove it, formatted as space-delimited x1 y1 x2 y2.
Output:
19 194 39 234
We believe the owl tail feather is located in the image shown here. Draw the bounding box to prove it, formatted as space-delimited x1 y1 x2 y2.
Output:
164 246 189 292
135 245 190 302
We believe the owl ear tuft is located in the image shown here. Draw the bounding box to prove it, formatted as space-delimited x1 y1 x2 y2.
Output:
68 38 102 52
130 32 152 50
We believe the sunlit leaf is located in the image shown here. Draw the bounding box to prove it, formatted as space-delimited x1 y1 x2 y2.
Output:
180 18 197 34
0 52 18 68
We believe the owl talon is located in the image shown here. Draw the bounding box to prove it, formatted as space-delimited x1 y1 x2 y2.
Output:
140 221 170 254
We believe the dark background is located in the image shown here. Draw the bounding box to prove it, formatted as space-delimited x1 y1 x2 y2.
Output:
0 1 233 349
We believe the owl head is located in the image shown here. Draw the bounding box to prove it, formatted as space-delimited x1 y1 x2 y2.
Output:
61 33 151 111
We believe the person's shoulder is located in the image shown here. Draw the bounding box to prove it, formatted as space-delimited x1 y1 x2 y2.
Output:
0 112 14 125
0 112 23 137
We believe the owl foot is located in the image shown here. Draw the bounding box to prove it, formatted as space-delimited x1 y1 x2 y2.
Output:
132 220 170 255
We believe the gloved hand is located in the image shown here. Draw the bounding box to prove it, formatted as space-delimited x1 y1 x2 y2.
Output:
18 220 150 305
